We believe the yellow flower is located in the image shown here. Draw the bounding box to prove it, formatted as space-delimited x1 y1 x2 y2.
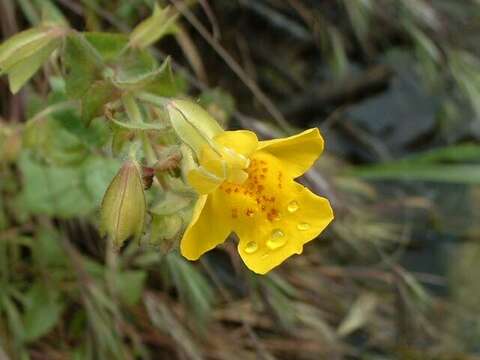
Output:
180 128 334 274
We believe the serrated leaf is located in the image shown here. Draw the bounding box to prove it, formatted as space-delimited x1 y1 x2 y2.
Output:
64 33 103 98
18 152 119 217
18 153 91 216
7 39 59 93
52 109 110 148
24 112 90 165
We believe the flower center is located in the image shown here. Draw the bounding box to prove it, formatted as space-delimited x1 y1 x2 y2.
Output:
219 154 284 222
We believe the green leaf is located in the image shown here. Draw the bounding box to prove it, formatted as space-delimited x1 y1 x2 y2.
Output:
7 39 59 93
0 27 54 73
23 284 63 342
81 81 118 125
18 154 88 216
114 47 157 84
350 164 480 184
24 112 90 165
39 0 69 26
84 32 129 61
64 33 103 98
34 228 67 268
83 156 121 202
398 143 480 164
129 6 178 49
2 296 25 342
115 270 147 305
143 58 185 97
113 57 172 91
18 151 120 217
144 295 203 360
349 144 480 183
53 109 110 148
337 293 377 337
164 253 214 325
150 213 183 251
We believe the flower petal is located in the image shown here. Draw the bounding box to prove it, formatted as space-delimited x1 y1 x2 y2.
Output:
229 150 333 274
187 166 223 194
284 182 334 251
180 194 232 260
214 130 259 157
258 128 324 178
236 183 333 274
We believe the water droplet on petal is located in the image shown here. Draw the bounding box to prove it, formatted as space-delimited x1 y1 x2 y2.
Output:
287 200 299 213
244 241 258 254
267 229 287 250
297 222 310 231
271 229 284 238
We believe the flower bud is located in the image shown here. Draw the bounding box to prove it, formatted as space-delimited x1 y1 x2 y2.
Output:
167 99 223 156
0 128 22 163
100 160 146 248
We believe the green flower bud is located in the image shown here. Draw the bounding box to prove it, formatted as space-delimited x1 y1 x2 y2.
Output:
100 160 146 248
167 99 224 156
0 127 22 163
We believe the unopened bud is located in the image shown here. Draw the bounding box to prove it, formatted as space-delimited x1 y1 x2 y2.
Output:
0 129 22 163
167 99 223 156
100 160 146 248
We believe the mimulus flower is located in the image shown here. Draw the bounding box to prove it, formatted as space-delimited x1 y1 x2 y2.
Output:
168 100 334 274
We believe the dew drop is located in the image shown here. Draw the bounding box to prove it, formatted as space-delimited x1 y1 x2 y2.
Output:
297 222 311 231
287 200 299 213
267 229 287 250
244 241 258 254
271 229 284 238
